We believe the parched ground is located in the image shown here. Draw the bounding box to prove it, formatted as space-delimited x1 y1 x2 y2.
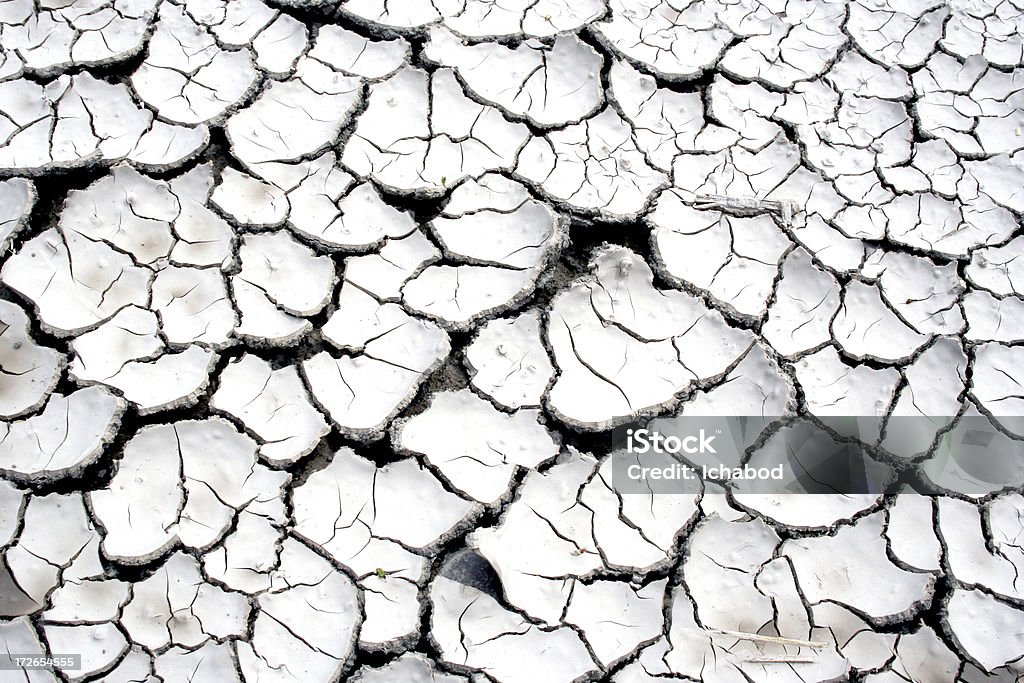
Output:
1 0 1024 680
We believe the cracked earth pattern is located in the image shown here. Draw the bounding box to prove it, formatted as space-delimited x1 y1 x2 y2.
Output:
2 0 1024 680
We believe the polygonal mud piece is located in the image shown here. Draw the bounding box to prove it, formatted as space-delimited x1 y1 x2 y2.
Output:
706 77 785 151
945 588 1024 671
650 192 792 320
884 626 960 683
673 344 795 457
442 0 606 37
403 178 562 329
797 95 912 202
43 574 129 625
89 418 288 563
674 143 804 215
464 311 553 411
207 0 277 45
776 82 843 130
663 574 848 681
211 167 289 228
151 266 236 348
1 227 153 337
402 266 539 332
0 387 123 483
43 622 128 679
232 278 311 346
883 193 1017 259
593 0 733 80
924 403 1024 496
2 0 157 75
292 446 477 648
610 60 736 171
130 1 259 125
0 74 208 173
516 107 668 220
424 28 603 127
332 0 445 29
236 231 336 317
861 250 965 335
212 354 328 466
964 290 1024 342
344 229 440 301
0 298 62 419
246 152 418 251
431 174 562 270
677 515 852 679
61 164 180 265
0 618 51 682
911 53 1024 157
967 236 1024 296
203 506 287 594
789 214 868 275
880 338 967 458
1 493 96 617
684 516 782 636
155 643 240 683
832 281 931 363
307 284 450 439
470 449 698 623
351 653 469 682
848 0 948 68
655 408 773 519
793 345 901 439
68 305 160 379
964 154 1024 213
308 25 408 79
236 537 361 683
226 57 363 165
430 575 599 683
722 0 846 88
734 422 888 527
0 177 34 252
886 495 942 572
762 248 841 358
392 388 559 504
356 571 423 652
813 602 899 673
253 14 308 75
587 454 703 569
293 446 480 556
121 551 250 650
343 66 529 196
938 495 1024 602
784 512 935 624
972 343 1024 437
942 3 1024 68
546 245 753 430
910 140 965 198
167 163 236 268
564 579 667 668
87 647 152 683
69 307 217 414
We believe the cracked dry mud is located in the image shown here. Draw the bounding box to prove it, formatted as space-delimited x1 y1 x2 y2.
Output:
2 0 1024 681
